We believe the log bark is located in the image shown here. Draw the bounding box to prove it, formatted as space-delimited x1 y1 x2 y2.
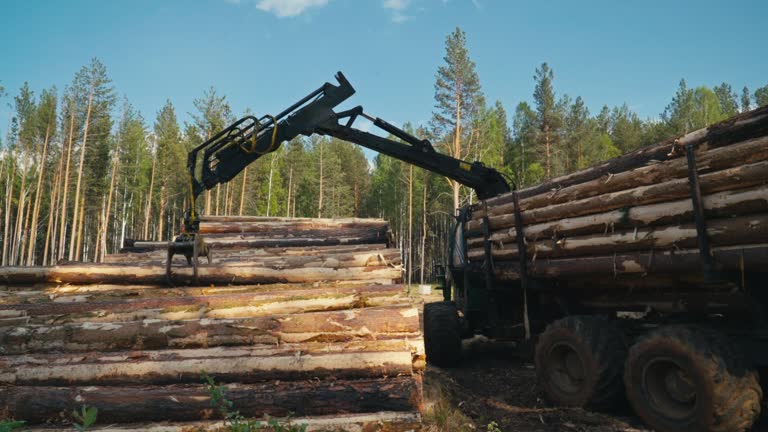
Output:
100 248 401 269
473 135 768 221
199 218 388 234
469 215 768 260
491 243 768 281
0 341 418 386
0 306 420 353
468 185 768 249
106 244 389 263
122 227 389 251
482 105 768 208
1 378 421 424
0 284 406 319
0 263 403 286
467 160 768 232
22 411 424 432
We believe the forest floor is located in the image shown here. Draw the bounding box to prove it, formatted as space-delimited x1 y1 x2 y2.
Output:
414 289 768 432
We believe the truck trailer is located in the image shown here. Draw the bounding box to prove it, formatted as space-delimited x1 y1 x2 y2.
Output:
425 106 768 432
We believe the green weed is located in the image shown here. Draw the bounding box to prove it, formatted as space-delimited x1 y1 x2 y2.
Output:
72 405 98 431
202 372 307 432
0 420 25 432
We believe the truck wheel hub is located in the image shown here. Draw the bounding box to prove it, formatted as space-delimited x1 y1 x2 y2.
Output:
643 357 697 420
549 343 585 394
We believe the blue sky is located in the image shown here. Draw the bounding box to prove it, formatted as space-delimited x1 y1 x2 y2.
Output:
1 0 766 144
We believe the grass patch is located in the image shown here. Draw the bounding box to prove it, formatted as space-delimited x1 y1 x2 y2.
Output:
422 378 476 432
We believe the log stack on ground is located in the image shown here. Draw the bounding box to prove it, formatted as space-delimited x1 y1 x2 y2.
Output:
464 106 768 292
0 217 423 431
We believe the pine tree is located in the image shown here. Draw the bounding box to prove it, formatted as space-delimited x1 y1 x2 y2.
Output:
68 58 115 260
26 87 57 264
11 83 38 265
430 27 483 209
713 82 739 116
154 100 183 239
741 86 751 112
662 79 694 134
755 85 768 108
563 96 594 170
690 86 725 128
532 63 562 178
190 87 233 215
610 104 643 152
510 101 537 185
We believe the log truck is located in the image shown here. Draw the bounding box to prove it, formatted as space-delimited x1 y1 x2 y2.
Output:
177 72 768 432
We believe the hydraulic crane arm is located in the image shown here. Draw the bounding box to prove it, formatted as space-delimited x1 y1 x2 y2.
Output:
187 72 510 221
315 106 510 200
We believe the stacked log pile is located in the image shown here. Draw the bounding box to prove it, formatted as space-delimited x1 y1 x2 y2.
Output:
465 106 768 289
0 217 423 431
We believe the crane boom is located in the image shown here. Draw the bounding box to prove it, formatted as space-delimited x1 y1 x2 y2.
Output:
183 72 510 235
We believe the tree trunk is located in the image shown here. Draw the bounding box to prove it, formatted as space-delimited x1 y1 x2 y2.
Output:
474 135 768 219
468 160 768 232
490 243 768 281
93 195 106 262
75 195 86 260
238 167 247 216
0 343 415 386
471 215 768 260
286 166 293 217
468 185 768 249
2 162 15 266
1 378 420 425
143 156 156 240
0 305 419 354
157 185 166 241
26 119 53 265
214 184 220 216
420 181 427 284
69 86 95 261
544 123 551 178
102 152 119 261
407 165 413 286
58 108 76 261
12 152 30 265
318 140 324 218
0 262 402 286
42 168 60 266
198 217 388 233
266 153 276 216
0 282 405 314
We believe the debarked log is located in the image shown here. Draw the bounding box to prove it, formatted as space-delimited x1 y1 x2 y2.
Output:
0 306 421 353
0 377 421 424
198 218 389 234
0 264 403 286
490 243 768 280
101 249 402 269
473 134 768 218
481 106 768 208
466 160 768 232
467 185 768 248
0 341 422 386
22 411 424 432
104 244 389 264
0 284 409 324
469 215 768 260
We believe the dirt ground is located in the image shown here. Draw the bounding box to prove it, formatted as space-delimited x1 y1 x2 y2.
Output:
423 339 768 432
416 291 768 432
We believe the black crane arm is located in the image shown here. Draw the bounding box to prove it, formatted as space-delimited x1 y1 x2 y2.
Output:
186 72 510 226
315 107 510 200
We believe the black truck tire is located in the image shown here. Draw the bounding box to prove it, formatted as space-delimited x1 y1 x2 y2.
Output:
624 325 762 432
535 315 627 410
424 301 462 367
